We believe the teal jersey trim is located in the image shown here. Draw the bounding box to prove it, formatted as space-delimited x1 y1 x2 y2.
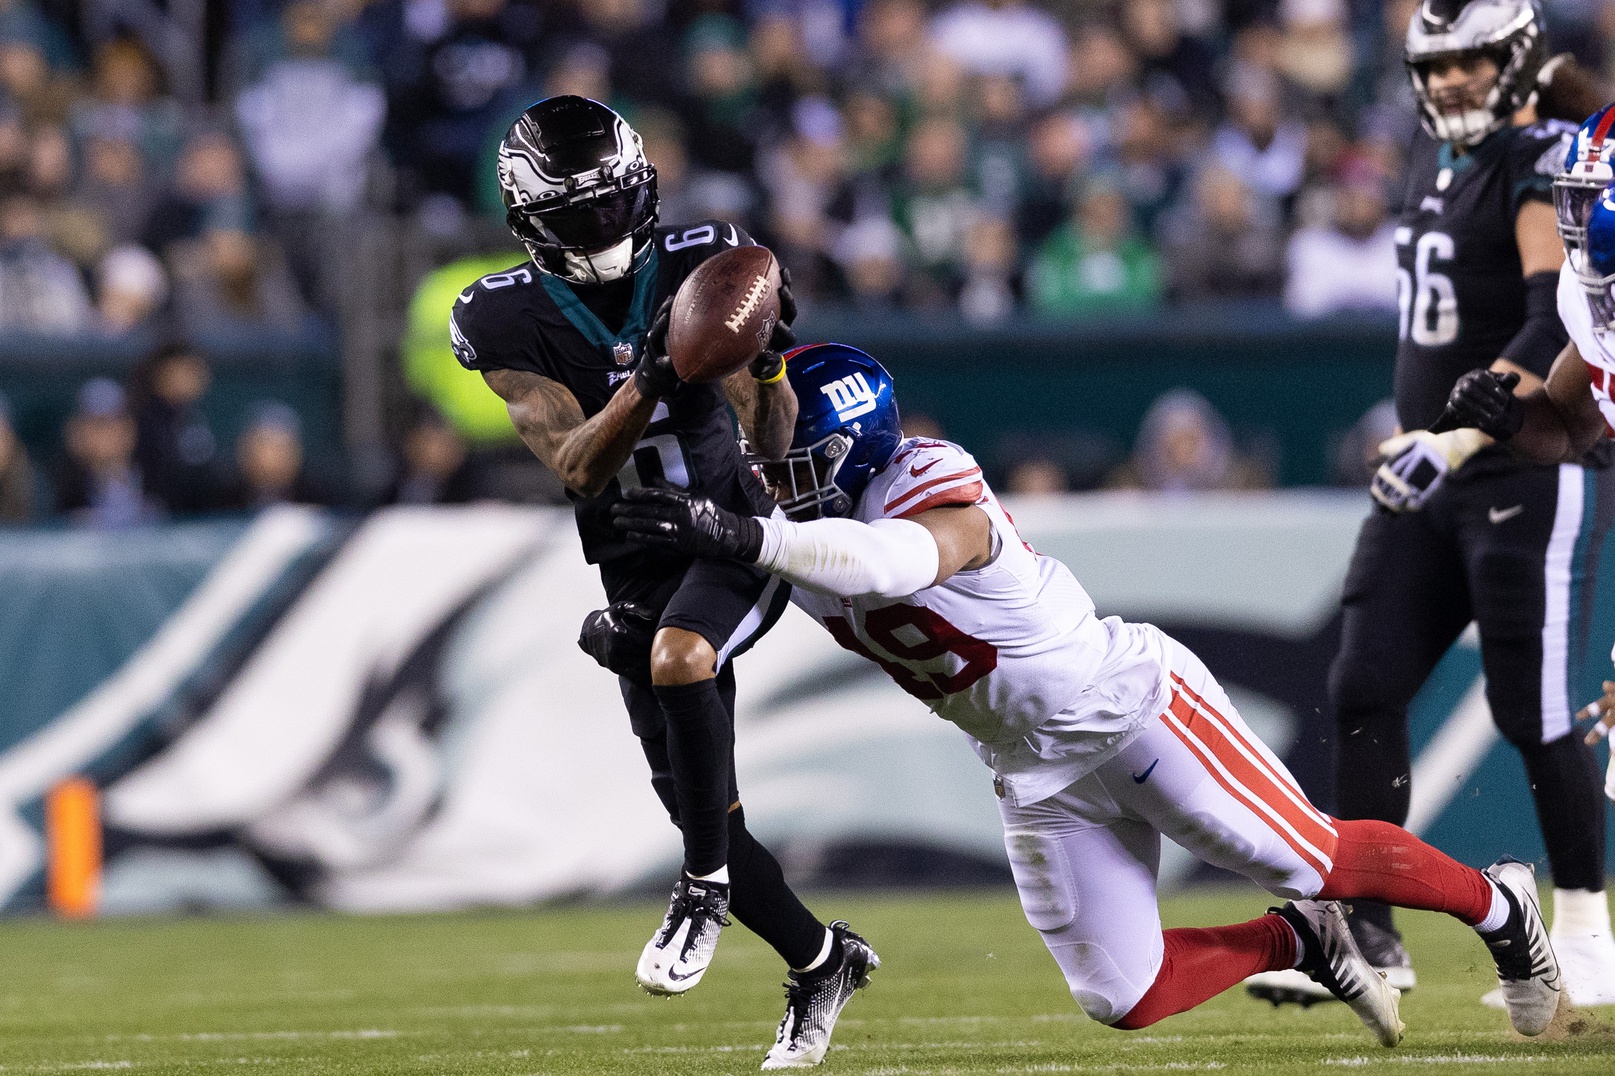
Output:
540 248 662 360
1437 129 1510 176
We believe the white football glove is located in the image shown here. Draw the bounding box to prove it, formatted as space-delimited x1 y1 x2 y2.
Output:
1370 429 1488 512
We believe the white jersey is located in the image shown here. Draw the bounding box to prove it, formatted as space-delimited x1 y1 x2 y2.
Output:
1558 259 1615 437
789 438 1164 805
1558 263 1615 672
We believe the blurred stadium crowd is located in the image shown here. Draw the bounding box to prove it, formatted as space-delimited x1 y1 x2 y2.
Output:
0 0 1492 334
0 0 1603 523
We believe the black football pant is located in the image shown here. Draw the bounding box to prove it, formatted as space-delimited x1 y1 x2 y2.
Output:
604 555 822 968
1331 461 1613 935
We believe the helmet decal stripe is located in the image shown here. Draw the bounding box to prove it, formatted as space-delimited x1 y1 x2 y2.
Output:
1591 108 1615 161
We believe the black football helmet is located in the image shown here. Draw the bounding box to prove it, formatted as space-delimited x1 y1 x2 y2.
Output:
497 96 659 283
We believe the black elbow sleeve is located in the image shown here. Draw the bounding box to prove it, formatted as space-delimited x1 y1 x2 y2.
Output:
1498 271 1569 378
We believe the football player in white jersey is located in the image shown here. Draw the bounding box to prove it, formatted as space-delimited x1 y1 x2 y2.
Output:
613 342 1562 1044
1438 102 1615 1007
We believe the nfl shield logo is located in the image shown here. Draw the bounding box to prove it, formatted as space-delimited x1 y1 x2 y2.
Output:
613 341 635 366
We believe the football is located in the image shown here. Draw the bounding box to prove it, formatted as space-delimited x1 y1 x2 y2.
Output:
666 244 782 383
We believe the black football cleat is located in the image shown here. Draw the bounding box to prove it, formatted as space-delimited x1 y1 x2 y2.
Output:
761 922 879 1069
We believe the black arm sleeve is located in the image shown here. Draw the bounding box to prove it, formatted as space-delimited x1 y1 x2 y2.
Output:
1497 270 1568 379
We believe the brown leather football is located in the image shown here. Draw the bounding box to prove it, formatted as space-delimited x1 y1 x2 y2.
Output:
666 245 782 384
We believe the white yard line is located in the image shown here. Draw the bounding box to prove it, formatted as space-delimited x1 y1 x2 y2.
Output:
1326 1056 1555 1067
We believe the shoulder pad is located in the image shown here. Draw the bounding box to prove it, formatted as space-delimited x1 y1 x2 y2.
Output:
448 263 539 372
881 439 985 519
1517 123 1576 176
468 263 539 293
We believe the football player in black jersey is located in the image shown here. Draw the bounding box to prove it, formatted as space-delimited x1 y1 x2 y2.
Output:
450 97 876 1068
1247 0 1615 1009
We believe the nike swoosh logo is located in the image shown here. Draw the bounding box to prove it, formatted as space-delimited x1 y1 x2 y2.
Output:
666 965 699 981
1489 505 1524 524
724 225 740 247
457 288 474 303
1131 759 1159 784
910 459 941 477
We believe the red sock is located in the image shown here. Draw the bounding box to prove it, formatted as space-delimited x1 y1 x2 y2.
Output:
1112 915 1296 1030
1317 818 1492 926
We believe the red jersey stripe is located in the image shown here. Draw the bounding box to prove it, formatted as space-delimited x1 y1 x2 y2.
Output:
895 482 986 519
886 467 982 511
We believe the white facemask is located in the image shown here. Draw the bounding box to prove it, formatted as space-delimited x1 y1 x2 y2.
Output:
1430 106 1501 146
560 237 638 283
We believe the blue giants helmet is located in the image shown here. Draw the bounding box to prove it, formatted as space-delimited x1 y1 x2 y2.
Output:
1555 104 1615 271
761 343 902 520
1581 185 1615 332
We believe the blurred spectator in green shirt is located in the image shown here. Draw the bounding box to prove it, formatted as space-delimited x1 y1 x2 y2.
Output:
1027 176 1159 317
403 253 525 446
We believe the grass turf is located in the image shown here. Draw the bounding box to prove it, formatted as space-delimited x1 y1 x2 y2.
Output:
1 887 1613 1074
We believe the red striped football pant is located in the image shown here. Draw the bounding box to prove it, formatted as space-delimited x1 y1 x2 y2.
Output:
999 625 1492 1029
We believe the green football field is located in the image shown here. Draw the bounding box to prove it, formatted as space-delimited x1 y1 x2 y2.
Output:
3 886 1615 1075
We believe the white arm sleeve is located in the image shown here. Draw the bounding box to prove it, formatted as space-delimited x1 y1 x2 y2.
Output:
754 515 940 598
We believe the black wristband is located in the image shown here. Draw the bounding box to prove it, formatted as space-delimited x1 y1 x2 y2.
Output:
633 355 678 399
750 350 786 383
735 515 764 562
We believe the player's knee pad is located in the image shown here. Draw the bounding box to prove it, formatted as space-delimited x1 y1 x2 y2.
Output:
1052 942 1148 1025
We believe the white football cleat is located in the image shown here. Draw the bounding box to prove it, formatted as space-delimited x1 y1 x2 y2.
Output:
636 875 729 996
761 922 879 1069
1276 900 1404 1047
1478 858 1561 1036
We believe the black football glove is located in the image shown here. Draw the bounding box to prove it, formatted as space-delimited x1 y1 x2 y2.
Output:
775 265 797 329
578 601 657 680
750 266 796 383
1432 369 1524 440
632 297 681 399
612 486 765 561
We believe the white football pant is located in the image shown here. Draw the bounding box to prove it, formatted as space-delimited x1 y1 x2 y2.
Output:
999 625 1339 1024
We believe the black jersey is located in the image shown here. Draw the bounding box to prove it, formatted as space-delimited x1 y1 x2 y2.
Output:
450 220 776 565
1391 122 1575 431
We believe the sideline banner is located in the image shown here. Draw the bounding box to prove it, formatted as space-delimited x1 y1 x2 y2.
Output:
0 493 1604 914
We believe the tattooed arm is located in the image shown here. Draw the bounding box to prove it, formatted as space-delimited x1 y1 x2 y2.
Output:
483 369 659 497
722 369 798 461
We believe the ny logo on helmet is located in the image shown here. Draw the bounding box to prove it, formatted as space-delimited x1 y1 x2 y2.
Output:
821 373 878 422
